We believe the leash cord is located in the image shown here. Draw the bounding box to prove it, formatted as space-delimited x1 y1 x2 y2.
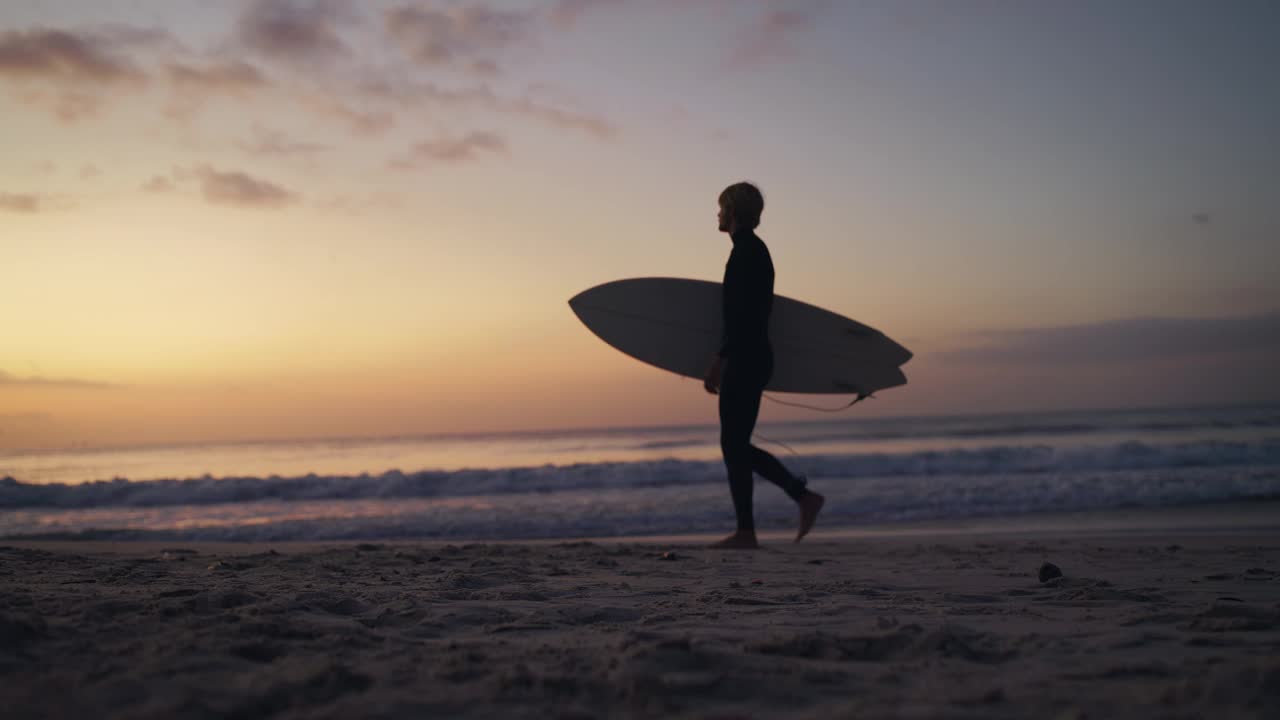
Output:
762 392 873 412
753 394 872 455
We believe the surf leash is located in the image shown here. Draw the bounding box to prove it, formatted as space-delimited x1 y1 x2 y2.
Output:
754 394 871 454
751 430 798 455
762 392 873 412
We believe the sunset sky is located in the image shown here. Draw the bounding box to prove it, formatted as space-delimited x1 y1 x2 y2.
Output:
2 0 1278 451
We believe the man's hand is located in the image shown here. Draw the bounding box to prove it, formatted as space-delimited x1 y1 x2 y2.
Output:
704 356 724 394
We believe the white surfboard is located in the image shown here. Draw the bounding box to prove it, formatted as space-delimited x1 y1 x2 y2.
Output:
569 277 911 395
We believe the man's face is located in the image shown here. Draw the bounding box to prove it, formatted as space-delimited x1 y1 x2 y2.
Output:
718 202 731 232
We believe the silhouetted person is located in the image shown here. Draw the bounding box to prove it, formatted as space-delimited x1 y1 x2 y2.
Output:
704 182 825 549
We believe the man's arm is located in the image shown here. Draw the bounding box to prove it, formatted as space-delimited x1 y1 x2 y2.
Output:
719 255 741 360
704 354 723 394
708 265 734 393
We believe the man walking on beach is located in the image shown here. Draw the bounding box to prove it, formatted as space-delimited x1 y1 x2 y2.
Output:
704 182 825 549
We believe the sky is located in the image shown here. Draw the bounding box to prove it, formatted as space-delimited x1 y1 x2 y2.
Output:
1 0 1278 451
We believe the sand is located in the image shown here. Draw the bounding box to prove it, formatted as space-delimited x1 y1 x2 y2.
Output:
2 509 1279 719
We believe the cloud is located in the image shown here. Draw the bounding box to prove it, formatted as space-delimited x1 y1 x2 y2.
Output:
359 78 616 139
300 93 396 135
2 9 616 143
389 131 508 168
384 4 535 73
237 0 351 62
942 313 1280 364
166 60 269 93
27 160 57 177
162 60 271 120
0 27 150 121
728 2 829 67
0 370 120 389
198 167 297 208
141 175 176 193
0 193 41 213
470 58 499 76
53 91 105 121
92 24 181 53
317 192 405 214
0 192 74 212
238 127 328 156
548 0 628 28
506 94 616 138
0 28 145 84
548 1 830 68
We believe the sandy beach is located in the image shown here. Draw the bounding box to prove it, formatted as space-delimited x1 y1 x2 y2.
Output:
3 506 1279 719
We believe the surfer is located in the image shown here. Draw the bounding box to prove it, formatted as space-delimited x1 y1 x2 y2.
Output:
704 182 825 549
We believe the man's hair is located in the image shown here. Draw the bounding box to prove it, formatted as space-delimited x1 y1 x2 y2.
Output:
719 181 764 230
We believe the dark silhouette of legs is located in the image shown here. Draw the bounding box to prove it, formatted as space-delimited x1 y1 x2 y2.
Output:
717 358 808 537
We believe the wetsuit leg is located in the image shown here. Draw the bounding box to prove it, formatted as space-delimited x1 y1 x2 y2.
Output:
749 445 808 501
720 358 810 532
719 360 764 533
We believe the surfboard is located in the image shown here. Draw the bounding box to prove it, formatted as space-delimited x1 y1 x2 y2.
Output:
569 277 911 395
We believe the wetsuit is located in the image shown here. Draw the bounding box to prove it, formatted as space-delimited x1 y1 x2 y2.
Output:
718 228 808 533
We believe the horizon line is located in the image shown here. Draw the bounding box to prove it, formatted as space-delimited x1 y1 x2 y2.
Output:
2 399 1276 457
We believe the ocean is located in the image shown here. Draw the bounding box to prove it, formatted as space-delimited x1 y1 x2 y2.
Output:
2 404 1278 542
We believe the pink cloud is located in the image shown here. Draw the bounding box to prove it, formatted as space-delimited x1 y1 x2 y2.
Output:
198 167 297 209
547 0 829 68
0 28 145 84
300 93 397 135
728 3 829 67
166 60 269 93
0 27 148 121
385 4 534 71
238 127 329 157
0 193 41 213
470 58 500 76
236 0 351 62
359 78 616 139
0 6 619 168
505 94 616 139
162 60 271 120
141 175 176 193
548 0 628 28
389 131 508 169
44 90 104 122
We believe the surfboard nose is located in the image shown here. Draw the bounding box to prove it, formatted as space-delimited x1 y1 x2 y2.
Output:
567 287 601 323
567 288 591 309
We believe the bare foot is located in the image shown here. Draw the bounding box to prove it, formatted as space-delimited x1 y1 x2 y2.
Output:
795 492 825 542
708 531 760 549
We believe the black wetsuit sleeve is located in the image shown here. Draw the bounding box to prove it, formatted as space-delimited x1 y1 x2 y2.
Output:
718 288 732 359
718 244 772 359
